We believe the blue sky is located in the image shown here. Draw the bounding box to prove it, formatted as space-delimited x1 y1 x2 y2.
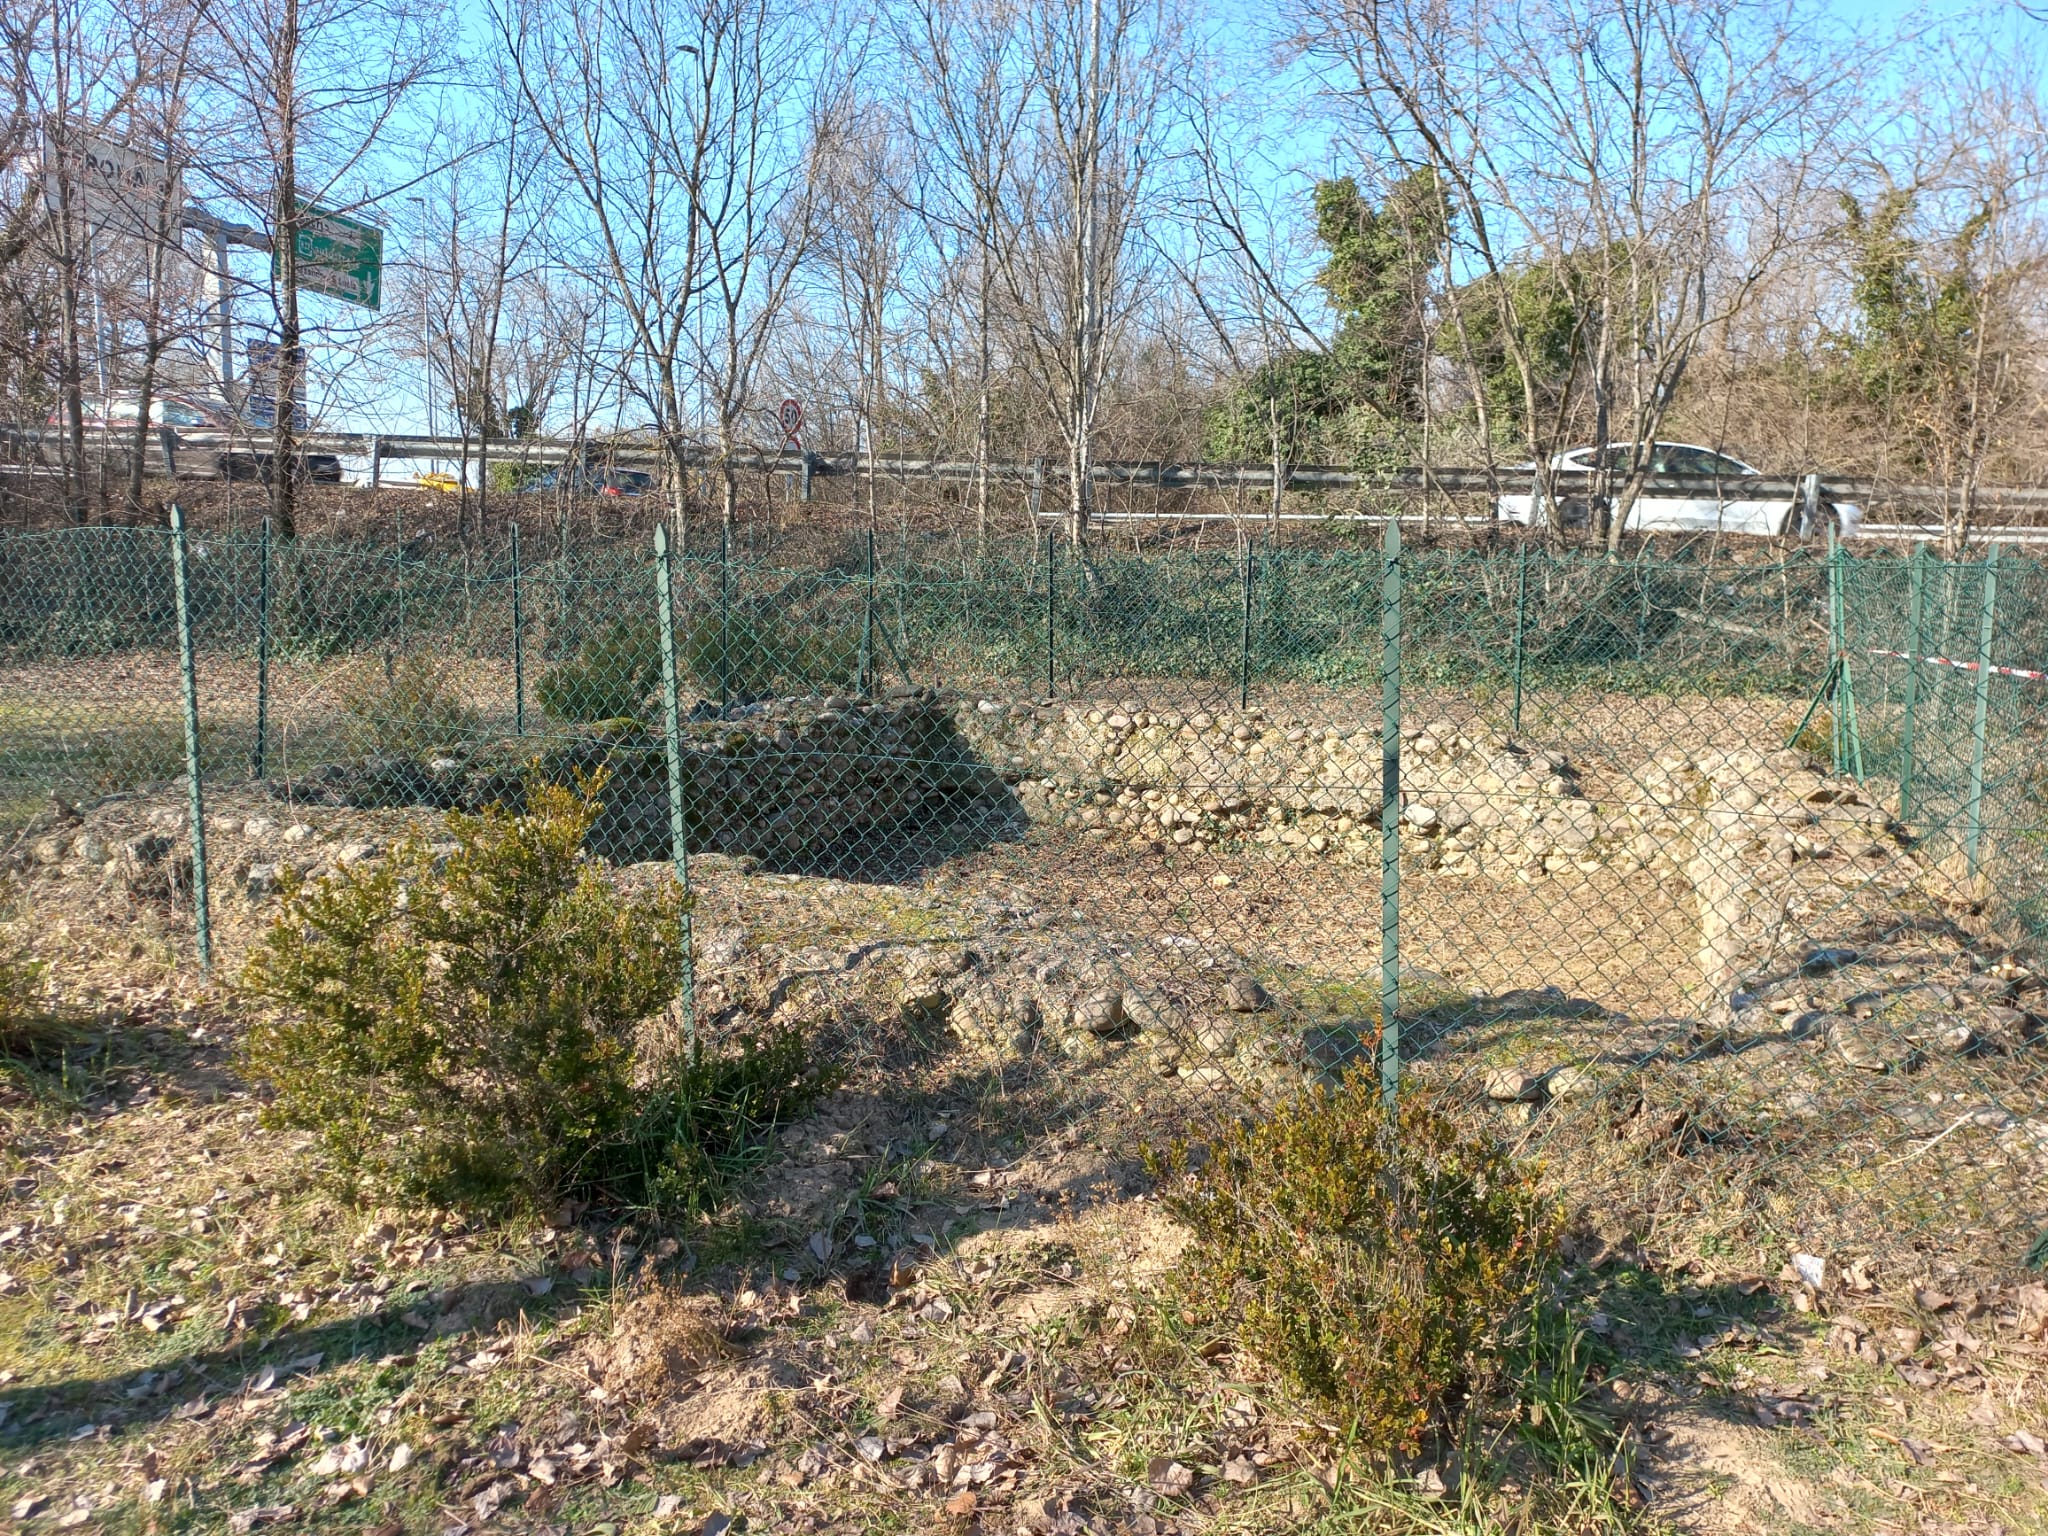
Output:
266 0 2041 445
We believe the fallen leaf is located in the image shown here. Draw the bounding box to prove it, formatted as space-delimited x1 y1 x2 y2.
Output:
944 1490 977 1517
1222 1455 1258 1485
388 1443 413 1472
877 1385 905 1420
2008 1430 2047 1456
226 1507 296 1534
653 1493 683 1516
1147 1457 1196 1494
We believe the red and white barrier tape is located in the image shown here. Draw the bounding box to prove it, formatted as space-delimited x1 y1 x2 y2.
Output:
1867 648 2048 683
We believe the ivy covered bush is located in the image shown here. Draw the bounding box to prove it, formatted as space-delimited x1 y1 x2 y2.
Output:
1156 1075 1562 1457
241 777 831 1213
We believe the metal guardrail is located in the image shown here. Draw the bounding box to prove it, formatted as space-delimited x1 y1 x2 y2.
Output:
8 423 2048 511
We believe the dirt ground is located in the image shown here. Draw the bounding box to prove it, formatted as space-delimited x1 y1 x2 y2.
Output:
2 774 2047 1534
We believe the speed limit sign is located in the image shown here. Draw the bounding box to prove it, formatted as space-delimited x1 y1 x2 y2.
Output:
778 398 803 440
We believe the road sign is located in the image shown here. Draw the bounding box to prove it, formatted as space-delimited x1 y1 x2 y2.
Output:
779 398 803 437
40 131 182 241
278 198 383 310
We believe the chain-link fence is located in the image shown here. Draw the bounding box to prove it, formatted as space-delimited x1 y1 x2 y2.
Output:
3 513 2043 1267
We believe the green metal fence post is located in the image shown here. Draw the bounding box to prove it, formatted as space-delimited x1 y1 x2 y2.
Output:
1044 524 1057 699
394 503 406 641
860 524 876 699
653 521 697 1047
719 518 733 708
1828 528 1846 770
1238 538 1254 711
1899 542 1927 819
169 505 212 971
1827 528 1866 782
1510 540 1528 736
1965 542 2002 883
510 522 526 736
1379 515 1402 1106
250 516 271 779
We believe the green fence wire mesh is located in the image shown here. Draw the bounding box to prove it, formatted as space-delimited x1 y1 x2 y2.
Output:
3 517 2044 1268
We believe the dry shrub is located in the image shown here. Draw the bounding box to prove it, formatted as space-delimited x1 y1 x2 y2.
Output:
0 882 86 1065
1156 1074 1563 1458
335 651 479 757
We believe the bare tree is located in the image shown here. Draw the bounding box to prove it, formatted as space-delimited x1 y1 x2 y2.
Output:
993 0 1177 545
1828 38 2048 552
1295 0 1849 547
895 0 1029 545
199 0 441 537
815 101 909 555
497 0 831 552
15 0 151 519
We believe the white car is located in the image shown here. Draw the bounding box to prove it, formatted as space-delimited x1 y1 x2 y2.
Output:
1494 443 1862 538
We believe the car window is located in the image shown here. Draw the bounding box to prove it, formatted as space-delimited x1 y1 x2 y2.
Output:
1693 450 1752 476
1651 446 1752 476
106 399 142 423
157 401 211 427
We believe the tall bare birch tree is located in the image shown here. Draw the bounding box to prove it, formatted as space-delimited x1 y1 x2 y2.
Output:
497 0 829 551
993 0 1176 544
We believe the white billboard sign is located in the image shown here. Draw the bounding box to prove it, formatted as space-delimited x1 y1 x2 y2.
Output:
41 130 183 241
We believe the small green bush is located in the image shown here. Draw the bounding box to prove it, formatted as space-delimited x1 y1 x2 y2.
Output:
536 611 852 723
489 460 547 494
240 777 833 1212
1155 1075 1562 1457
336 652 479 756
536 620 663 723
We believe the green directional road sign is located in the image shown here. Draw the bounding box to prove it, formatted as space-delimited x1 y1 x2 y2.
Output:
277 197 383 310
